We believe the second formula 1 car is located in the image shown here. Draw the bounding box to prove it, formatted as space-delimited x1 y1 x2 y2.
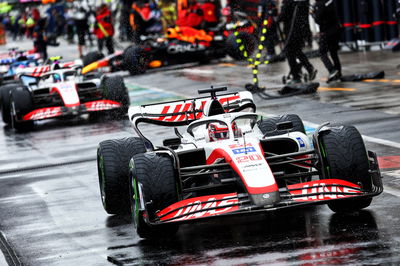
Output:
97 86 383 239
1 66 130 131
82 7 256 75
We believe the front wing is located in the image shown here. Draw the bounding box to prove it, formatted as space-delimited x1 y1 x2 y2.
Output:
142 177 383 225
21 100 122 121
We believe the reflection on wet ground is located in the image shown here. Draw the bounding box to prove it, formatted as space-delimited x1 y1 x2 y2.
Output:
107 208 398 265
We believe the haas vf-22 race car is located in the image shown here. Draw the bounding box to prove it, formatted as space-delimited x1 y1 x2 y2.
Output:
97 87 383 239
1 66 129 131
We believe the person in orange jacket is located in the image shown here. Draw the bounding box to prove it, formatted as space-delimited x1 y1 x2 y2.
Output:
93 4 115 55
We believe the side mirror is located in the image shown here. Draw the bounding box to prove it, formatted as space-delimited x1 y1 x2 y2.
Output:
276 121 293 131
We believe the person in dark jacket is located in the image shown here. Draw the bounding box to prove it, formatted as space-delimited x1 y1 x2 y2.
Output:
33 18 48 61
262 0 278 57
278 0 316 84
312 0 342 83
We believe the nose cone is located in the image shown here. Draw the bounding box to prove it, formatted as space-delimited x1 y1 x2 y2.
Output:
250 191 281 207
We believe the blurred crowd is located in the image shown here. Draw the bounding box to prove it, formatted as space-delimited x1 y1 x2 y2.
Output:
0 0 398 83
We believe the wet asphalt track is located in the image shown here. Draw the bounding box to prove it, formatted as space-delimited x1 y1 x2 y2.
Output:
0 40 400 265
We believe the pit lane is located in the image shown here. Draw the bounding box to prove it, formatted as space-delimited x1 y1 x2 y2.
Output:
0 41 400 265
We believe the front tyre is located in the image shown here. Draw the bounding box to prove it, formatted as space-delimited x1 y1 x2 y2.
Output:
130 153 179 239
319 125 373 212
1 84 19 124
10 87 34 131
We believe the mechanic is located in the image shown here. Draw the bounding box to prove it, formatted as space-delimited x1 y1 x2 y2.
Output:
176 0 204 28
159 0 177 32
311 0 342 83
94 4 115 55
278 0 317 84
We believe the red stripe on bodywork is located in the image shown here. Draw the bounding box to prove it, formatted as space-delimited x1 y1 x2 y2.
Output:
378 156 400 169
165 104 183 122
156 106 170 121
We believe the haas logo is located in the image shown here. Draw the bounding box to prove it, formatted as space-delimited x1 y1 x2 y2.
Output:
167 44 206 54
172 196 238 221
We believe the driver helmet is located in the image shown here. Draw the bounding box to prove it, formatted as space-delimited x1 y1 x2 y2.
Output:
208 123 229 142
53 73 62 83
231 121 242 138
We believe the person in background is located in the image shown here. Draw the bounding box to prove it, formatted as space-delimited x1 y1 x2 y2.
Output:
175 0 204 28
119 0 134 41
73 4 90 58
25 14 35 39
278 0 316 84
65 8 75 44
262 0 278 58
94 4 115 55
159 0 177 32
17 13 26 40
311 0 342 83
33 18 48 61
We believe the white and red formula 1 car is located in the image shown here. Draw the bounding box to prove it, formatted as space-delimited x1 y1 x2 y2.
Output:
1 61 129 131
97 86 383 238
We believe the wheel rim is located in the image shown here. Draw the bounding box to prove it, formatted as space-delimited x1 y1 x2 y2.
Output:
131 175 140 229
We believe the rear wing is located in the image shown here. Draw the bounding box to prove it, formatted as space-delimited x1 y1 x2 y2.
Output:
128 91 255 126
15 60 83 77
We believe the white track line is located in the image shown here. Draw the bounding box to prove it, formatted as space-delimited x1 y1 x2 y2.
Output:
381 187 400 197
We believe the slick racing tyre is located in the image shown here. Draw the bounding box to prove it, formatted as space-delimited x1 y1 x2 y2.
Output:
101 75 130 118
1 84 19 124
130 153 179 239
258 114 305 137
122 45 147 75
10 87 34 131
82 51 104 67
97 137 146 215
225 32 256 61
319 125 373 212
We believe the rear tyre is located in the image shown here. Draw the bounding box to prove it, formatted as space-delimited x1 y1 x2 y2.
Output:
10 87 34 131
225 32 256 61
1 84 19 124
123 45 147 75
258 114 305 137
101 75 130 118
82 51 104 66
319 125 373 212
97 137 146 215
130 153 179 238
